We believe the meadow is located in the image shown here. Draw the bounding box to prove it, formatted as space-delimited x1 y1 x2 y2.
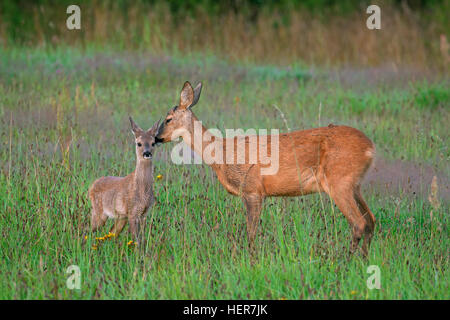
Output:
0 45 448 299
0 0 449 303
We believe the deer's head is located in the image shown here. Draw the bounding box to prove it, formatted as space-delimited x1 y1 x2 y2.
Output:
155 81 202 144
129 117 160 161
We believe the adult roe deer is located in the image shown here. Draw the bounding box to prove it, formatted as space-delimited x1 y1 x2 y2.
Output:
88 117 160 245
155 81 376 256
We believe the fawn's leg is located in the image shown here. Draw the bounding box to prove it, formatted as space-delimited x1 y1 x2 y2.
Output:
87 192 108 234
354 188 376 256
328 185 367 256
243 194 263 251
82 207 101 244
90 206 108 233
109 218 127 236
129 213 145 248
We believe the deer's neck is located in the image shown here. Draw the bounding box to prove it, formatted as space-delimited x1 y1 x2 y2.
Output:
182 114 223 169
133 160 153 194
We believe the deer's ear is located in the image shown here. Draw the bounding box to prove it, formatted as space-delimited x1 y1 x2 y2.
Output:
189 82 202 109
148 118 161 134
179 81 194 110
129 116 143 137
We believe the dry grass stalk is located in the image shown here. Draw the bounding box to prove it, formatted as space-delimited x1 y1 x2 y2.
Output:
428 175 441 221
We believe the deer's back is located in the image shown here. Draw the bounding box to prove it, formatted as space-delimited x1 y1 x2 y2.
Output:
216 125 374 197
89 175 132 217
89 176 128 194
262 125 375 196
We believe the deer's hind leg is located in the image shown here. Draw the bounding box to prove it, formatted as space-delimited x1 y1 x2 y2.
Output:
326 183 368 256
90 196 108 233
354 188 376 256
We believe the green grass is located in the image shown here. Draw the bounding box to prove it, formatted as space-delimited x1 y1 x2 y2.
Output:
0 47 448 299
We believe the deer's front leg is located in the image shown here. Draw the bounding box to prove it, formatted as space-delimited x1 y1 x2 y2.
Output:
243 194 263 250
129 210 145 248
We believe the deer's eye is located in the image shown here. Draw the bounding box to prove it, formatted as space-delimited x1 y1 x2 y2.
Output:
166 118 172 124
137 142 142 147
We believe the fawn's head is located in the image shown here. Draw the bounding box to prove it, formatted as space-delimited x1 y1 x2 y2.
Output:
129 117 160 161
155 81 202 144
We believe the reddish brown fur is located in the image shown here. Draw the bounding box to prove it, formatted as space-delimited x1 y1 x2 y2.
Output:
156 82 376 256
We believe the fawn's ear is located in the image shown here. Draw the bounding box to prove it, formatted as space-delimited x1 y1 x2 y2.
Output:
189 82 202 109
148 118 161 135
129 116 143 137
179 81 194 110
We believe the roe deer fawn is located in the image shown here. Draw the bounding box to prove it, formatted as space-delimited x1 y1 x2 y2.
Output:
155 81 376 256
88 117 160 246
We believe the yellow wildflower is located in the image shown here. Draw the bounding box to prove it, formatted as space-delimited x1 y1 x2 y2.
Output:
351 290 357 295
156 174 163 180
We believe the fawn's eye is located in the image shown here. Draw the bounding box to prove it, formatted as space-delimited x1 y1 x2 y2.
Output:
166 118 172 124
137 142 142 147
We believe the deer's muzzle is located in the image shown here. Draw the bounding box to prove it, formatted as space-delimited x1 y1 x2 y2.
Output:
153 136 164 146
143 151 152 159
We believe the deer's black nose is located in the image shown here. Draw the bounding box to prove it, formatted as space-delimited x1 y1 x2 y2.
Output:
143 151 152 159
152 137 164 146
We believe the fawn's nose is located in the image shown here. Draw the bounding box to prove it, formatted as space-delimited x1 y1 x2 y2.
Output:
143 151 152 159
